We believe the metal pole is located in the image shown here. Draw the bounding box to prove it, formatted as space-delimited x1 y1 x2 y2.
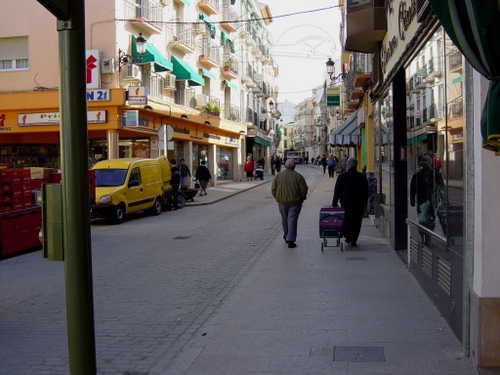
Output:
57 0 97 372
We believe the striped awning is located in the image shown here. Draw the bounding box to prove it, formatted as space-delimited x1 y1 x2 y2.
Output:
330 108 363 146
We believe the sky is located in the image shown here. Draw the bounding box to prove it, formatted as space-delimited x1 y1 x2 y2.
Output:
264 1 343 109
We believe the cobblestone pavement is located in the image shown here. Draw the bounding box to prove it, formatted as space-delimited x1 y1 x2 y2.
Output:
0 166 324 375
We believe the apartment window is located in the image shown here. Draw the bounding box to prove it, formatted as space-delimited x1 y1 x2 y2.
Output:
0 36 29 71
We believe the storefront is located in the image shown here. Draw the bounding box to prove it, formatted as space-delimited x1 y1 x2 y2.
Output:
374 6 465 340
0 89 245 184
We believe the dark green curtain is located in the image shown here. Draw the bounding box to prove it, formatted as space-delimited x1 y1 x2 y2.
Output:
428 0 500 154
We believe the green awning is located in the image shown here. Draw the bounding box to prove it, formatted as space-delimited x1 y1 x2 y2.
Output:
132 37 173 72
230 0 235 4
199 13 216 39
221 31 235 53
200 68 216 79
224 80 238 90
179 0 189 5
171 56 205 86
254 137 270 148
407 134 428 145
452 75 463 84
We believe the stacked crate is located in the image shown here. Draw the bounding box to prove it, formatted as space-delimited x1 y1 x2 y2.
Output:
0 169 35 212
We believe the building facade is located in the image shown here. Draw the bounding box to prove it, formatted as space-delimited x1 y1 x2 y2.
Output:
343 0 500 368
0 0 278 183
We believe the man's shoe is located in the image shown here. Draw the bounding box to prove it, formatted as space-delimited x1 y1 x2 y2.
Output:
288 242 297 248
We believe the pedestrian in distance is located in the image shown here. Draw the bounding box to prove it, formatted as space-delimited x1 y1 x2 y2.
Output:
170 159 181 210
332 157 368 247
244 155 255 181
195 160 212 196
340 153 348 174
179 158 191 187
320 154 327 175
271 158 309 248
327 154 336 178
274 156 281 173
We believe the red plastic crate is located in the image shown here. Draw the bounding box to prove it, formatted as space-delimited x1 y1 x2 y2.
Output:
23 192 33 208
21 169 31 181
1 180 11 195
11 169 22 182
22 182 30 191
49 172 61 183
11 182 22 192
12 194 23 210
0 170 12 181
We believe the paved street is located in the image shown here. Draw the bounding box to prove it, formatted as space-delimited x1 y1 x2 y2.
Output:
0 165 483 375
0 166 322 375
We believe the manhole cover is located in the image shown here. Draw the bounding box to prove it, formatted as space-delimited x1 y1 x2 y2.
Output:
334 346 385 362
173 236 191 240
346 256 366 261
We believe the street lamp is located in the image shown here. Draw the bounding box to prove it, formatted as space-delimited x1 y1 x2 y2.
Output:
325 58 347 85
118 33 147 72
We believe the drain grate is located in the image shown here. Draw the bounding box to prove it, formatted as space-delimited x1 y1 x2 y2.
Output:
346 256 366 261
333 346 385 362
173 236 191 240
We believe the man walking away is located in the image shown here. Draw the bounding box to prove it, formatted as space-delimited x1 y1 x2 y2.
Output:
179 158 191 187
332 157 368 247
170 159 181 210
340 153 348 173
271 159 309 248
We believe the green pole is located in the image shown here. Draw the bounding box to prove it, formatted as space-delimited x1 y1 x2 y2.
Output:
57 1 97 373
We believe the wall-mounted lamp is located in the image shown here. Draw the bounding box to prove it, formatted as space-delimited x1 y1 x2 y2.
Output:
181 114 189 119
118 33 147 72
326 58 347 85
269 100 274 110
204 121 211 125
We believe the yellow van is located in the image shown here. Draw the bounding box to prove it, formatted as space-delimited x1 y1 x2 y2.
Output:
91 157 172 224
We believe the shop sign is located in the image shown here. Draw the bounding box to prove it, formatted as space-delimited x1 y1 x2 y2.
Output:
327 87 340 107
87 89 110 101
127 86 147 106
86 50 100 89
18 110 106 126
122 110 139 127
0 113 10 131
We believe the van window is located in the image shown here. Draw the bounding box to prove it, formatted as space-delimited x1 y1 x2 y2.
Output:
129 167 142 187
95 169 127 187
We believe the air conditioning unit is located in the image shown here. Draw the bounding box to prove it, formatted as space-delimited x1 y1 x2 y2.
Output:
163 73 176 90
196 94 209 108
125 64 142 81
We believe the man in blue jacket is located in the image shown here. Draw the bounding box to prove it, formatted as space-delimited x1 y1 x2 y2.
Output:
332 157 368 247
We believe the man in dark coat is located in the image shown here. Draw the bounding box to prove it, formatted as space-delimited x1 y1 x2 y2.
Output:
332 157 368 246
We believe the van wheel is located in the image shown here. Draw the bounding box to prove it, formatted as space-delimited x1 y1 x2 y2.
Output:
112 203 126 224
150 197 162 216
178 195 186 209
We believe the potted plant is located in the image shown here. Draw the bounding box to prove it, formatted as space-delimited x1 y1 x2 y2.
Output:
206 102 214 113
213 105 221 116
223 57 234 71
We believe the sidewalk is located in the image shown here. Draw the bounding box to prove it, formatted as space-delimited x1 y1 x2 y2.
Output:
167 170 481 375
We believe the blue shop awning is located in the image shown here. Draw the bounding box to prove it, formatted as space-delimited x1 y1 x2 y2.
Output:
171 56 205 86
331 108 363 146
132 37 173 72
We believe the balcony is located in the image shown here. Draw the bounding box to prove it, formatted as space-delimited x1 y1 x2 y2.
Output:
169 24 195 54
220 4 237 33
345 0 387 53
221 57 238 80
124 0 163 34
224 103 240 122
175 86 196 109
353 72 371 88
427 57 442 78
449 50 463 73
350 89 363 100
198 0 220 16
199 39 221 68
449 98 463 118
